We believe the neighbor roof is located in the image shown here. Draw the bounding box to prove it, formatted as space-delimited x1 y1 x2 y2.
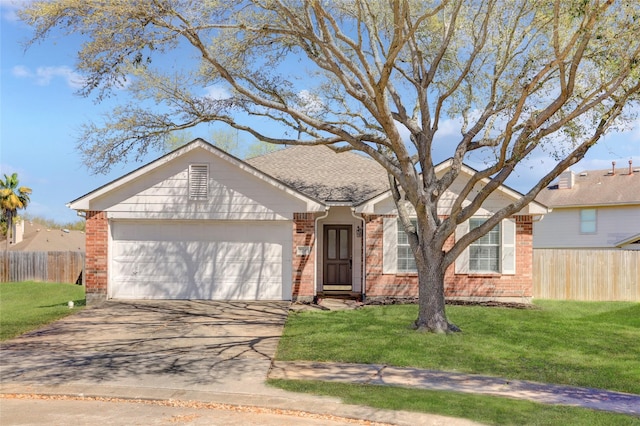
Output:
8 221 85 252
536 168 640 208
246 145 390 204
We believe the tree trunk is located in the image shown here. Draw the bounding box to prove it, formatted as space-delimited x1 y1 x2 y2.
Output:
413 247 461 333
4 211 12 251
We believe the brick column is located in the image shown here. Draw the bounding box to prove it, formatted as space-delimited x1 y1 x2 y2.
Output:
292 213 315 302
84 211 108 305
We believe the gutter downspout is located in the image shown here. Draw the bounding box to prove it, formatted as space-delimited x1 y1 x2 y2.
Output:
314 207 330 300
351 208 366 301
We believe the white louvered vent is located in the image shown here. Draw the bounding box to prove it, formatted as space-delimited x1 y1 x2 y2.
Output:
189 164 209 200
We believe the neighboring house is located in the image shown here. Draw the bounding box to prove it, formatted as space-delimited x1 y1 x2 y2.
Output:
6 220 85 252
1 221 85 284
534 162 640 250
68 139 547 305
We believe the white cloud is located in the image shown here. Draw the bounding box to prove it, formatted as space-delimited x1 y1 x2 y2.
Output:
203 85 231 100
630 117 640 142
297 89 324 115
12 65 87 89
0 0 33 22
434 117 462 139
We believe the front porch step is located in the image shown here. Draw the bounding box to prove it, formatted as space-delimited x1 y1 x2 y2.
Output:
315 291 362 302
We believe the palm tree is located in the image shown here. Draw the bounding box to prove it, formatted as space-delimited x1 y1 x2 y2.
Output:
1 173 32 250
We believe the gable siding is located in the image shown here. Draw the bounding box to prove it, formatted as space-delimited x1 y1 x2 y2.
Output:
89 149 308 220
534 205 640 248
373 176 518 217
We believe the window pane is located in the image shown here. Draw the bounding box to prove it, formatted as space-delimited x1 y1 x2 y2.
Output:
398 229 408 245
581 209 596 221
339 229 349 259
397 219 418 272
580 209 596 233
469 218 500 273
327 229 336 259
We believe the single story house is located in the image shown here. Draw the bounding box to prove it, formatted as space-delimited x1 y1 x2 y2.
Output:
69 139 547 305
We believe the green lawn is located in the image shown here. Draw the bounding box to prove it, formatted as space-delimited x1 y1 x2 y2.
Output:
276 300 640 394
0 282 85 340
272 300 640 425
271 380 640 426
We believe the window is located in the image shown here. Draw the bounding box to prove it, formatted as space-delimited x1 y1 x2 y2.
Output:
397 219 417 272
189 164 209 200
580 208 597 234
469 218 500 273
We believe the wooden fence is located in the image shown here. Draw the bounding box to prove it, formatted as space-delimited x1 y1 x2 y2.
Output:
533 249 640 301
0 251 85 284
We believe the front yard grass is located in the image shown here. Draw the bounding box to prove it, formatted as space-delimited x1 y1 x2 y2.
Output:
276 300 640 394
0 282 85 341
272 300 640 425
271 379 640 426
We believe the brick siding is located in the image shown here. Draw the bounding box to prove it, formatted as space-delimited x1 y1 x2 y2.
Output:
364 214 533 302
292 213 316 301
84 211 108 305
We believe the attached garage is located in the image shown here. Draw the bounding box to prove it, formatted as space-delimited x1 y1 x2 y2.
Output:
110 221 292 300
69 140 325 305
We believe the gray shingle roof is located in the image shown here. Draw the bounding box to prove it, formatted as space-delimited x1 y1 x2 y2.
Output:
245 145 390 204
536 168 640 207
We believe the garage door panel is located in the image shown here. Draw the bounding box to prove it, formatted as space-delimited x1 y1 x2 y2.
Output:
110 221 291 300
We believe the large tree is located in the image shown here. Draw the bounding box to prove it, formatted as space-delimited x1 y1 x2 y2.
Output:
1 173 32 250
21 0 640 332
164 128 282 158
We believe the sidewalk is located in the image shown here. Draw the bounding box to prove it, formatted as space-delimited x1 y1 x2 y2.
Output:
269 360 640 416
0 380 480 426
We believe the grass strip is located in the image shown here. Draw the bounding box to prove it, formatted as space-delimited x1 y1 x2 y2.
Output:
269 379 640 426
277 301 640 394
0 282 85 340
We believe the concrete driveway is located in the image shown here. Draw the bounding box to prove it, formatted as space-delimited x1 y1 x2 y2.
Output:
0 300 289 396
1 300 484 426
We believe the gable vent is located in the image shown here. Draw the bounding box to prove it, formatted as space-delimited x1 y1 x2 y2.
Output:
189 164 209 200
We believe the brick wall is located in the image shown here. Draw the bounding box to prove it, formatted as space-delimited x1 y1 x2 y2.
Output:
444 215 533 301
364 215 534 302
84 211 108 305
364 215 420 297
292 213 316 301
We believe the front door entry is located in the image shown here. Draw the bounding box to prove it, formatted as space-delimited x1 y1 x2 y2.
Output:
323 225 352 291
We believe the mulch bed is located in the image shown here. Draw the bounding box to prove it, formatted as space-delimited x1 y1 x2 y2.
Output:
364 297 538 310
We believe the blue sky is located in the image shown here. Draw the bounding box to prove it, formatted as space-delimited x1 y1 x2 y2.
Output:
1 1 639 224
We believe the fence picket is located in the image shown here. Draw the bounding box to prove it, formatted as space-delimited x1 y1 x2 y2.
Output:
534 249 640 301
0 251 84 284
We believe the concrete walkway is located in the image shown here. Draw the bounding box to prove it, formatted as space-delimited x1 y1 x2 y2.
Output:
269 360 640 416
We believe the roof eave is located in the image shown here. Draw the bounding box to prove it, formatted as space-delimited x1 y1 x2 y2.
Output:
541 201 640 209
615 232 640 248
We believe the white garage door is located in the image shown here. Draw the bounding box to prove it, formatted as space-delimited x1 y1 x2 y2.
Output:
110 221 292 300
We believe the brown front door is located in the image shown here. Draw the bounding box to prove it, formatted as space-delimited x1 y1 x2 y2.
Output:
323 225 352 291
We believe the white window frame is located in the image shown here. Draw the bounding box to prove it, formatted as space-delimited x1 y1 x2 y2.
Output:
580 208 597 234
189 164 209 200
468 218 501 273
454 217 516 275
397 219 418 273
384 216 516 276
